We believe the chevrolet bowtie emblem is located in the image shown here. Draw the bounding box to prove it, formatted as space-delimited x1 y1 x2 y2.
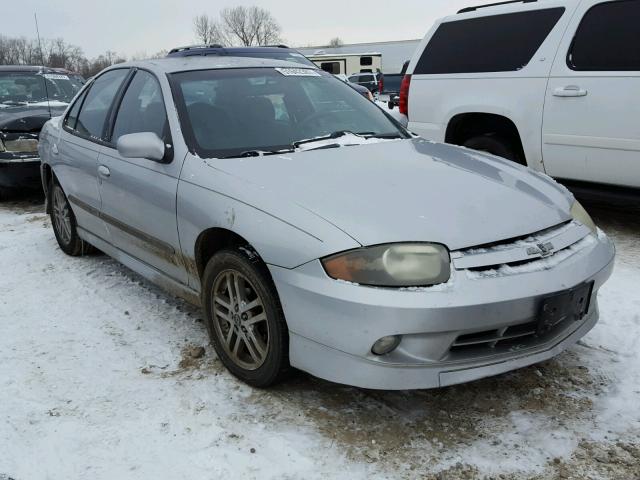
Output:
527 242 555 257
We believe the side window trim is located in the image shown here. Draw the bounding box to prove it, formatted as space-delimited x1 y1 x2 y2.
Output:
63 68 131 146
63 85 91 133
104 68 138 145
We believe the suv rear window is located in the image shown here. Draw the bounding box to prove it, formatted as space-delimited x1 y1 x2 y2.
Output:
568 0 640 71
414 8 565 74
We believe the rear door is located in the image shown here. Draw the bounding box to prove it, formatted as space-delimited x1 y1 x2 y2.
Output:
55 68 129 239
96 68 187 284
542 0 640 187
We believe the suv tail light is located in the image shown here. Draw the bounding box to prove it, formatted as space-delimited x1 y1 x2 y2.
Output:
379 75 384 94
399 74 411 117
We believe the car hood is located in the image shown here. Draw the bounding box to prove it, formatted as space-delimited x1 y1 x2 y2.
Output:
207 138 574 251
0 102 67 132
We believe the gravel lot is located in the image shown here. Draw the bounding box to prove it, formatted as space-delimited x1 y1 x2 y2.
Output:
1 189 638 480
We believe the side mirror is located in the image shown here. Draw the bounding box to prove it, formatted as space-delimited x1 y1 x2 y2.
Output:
116 132 165 162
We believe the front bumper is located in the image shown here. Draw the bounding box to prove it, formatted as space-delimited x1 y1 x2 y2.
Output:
269 232 615 390
0 154 41 189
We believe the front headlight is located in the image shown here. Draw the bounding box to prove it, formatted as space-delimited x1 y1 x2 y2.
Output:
571 201 597 234
322 243 451 287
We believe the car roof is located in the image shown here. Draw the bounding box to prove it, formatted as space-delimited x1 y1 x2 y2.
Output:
444 0 580 21
168 45 301 56
103 56 318 75
0 65 62 73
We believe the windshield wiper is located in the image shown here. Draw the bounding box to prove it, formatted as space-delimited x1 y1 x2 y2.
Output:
222 148 294 159
359 132 405 140
293 130 372 148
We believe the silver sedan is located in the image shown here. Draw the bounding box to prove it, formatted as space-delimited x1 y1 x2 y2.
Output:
38 57 615 389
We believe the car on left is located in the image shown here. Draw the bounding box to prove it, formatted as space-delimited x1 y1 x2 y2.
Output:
0 66 83 197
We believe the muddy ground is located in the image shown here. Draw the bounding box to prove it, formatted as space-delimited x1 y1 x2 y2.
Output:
1 188 638 480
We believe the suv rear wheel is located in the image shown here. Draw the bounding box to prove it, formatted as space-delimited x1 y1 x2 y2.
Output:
463 135 524 165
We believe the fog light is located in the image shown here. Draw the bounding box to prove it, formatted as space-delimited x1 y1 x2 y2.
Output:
371 335 401 356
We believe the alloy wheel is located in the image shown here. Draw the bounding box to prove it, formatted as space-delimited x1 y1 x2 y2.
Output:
211 270 270 370
52 187 72 245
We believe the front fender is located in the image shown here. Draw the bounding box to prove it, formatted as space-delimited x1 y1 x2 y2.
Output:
177 155 360 290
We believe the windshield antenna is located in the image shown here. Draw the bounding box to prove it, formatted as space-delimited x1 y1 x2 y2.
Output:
34 12 52 118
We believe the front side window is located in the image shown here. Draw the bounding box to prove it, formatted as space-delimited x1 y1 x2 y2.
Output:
415 8 565 74
76 69 129 140
568 0 640 71
112 70 169 144
169 68 406 159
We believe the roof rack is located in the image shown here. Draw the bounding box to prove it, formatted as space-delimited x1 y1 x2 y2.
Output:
264 44 290 49
168 44 225 54
458 0 538 14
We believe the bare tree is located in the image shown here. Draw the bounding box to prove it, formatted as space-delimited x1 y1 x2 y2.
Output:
221 6 281 46
328 37 344 48
0 34 148 77
193 14 227 45
193 7 281 47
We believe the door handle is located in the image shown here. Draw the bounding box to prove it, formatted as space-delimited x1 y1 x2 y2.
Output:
98 165 111 178
553 85 588 97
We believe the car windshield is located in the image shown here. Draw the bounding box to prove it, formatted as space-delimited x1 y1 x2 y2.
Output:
0 71 83 107
170 67 406 159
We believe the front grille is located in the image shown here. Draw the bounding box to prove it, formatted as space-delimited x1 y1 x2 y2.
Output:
448 314 583 361
451 221 593 274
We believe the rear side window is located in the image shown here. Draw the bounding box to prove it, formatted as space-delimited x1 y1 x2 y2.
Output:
76 69 128 140
568 0 640 71
111 70 169 144
415 8 565 74
64 89 88 130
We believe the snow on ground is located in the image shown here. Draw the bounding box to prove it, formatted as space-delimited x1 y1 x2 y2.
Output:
0 194 639 480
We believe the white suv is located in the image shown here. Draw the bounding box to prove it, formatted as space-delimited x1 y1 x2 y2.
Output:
401 0 640 189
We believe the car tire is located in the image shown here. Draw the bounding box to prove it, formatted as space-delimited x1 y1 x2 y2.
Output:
463 135 524 165
388 101 394 110
50 180 92 256
202 246 290 388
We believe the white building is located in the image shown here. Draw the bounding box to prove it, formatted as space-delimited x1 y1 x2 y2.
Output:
298 39 421 74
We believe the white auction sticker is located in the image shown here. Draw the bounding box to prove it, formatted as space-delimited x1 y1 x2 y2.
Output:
274 68 321 77
42 74 69 80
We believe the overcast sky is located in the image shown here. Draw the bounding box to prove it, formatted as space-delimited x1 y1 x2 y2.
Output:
5 0 495 58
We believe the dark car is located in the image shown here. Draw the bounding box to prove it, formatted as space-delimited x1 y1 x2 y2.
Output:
348 71 384 95
381 74 403 109
0 66 83 196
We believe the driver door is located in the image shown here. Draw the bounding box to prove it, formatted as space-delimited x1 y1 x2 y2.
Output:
96 69 187 284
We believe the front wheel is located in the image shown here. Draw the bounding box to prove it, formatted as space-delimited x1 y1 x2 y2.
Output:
202 247 290 387
50 181 92 256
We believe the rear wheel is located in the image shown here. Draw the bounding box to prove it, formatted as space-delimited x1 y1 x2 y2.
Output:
50 181 92 256
463 135 524 165
202 247 290 387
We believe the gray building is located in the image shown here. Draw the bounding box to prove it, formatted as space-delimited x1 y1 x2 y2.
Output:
298 39 421 74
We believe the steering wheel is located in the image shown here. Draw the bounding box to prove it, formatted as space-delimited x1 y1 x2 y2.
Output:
298 111 338 135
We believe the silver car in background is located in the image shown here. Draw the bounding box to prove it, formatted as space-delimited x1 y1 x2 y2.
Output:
38 56 615 390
